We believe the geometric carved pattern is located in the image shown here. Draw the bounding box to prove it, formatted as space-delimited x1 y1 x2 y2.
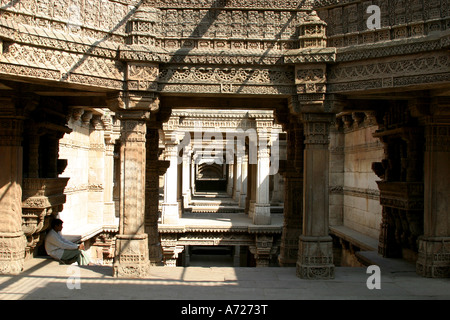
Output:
158 65 296 95
316 0 447 47
328 52 450 93
0 43 124 89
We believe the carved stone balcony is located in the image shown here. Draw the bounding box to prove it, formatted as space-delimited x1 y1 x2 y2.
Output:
21 178 70 258
376 181 424 211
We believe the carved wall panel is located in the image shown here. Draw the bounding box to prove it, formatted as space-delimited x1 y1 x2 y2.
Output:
328 52 450 93
0 0 138 40
315 0 449 47
158 65 296 95
0 43 125 89
371 103 425 260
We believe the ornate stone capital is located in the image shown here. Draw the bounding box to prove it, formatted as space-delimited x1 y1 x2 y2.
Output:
106 93 125 112
300 112 334 146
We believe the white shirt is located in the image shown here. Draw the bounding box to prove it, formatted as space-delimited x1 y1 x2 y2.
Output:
45 229 79 260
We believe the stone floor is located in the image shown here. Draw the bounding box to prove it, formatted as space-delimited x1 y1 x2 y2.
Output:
1 254 449 302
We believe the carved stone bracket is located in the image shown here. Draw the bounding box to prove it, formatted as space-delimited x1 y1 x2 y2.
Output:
249 235 277 267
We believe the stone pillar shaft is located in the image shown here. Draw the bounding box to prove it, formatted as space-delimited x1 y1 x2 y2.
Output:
161 135 179 224
113 113 150 278
297 113 334 279
279 123 303 266
103 137 116 226
233 155 242 202
417 115 450 278
0 114 26 275
182 148 191 208
145 126 163 265
239 155 248 208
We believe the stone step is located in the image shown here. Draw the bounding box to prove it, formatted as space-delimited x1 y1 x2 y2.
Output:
190 206 245 213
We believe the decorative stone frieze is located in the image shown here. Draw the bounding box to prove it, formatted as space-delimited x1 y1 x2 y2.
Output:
315 0 448 48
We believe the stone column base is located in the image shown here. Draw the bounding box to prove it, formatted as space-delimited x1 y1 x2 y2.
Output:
149 243 163 266
239 194 247 208
296 236 335 279
0 233 26 275
278 228 301 267
416 237 450 278
113 235 150 278
253 204 271 225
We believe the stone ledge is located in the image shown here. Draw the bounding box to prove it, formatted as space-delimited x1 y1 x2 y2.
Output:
356 250 416 273
329 225 378 252
63 224 115 243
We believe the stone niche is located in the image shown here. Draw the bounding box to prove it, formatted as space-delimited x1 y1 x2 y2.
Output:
22 177 69 259
372 103 424 262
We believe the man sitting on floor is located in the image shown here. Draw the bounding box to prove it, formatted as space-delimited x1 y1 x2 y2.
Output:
45 218 91 265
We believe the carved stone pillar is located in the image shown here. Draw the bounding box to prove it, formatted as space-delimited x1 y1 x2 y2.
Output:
416 105 450 278
146 126 163 265
233 154 242 202
190 154 196 197
297 113 335 279
247 162 256 216
239 154 248 208
103 114 117 227
113 111 150 278
279 120 304 267
252 120 272 225
88 115 105 226
181 146 191 209
161 132 180 225
227 162 234 196
0 98 26 275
